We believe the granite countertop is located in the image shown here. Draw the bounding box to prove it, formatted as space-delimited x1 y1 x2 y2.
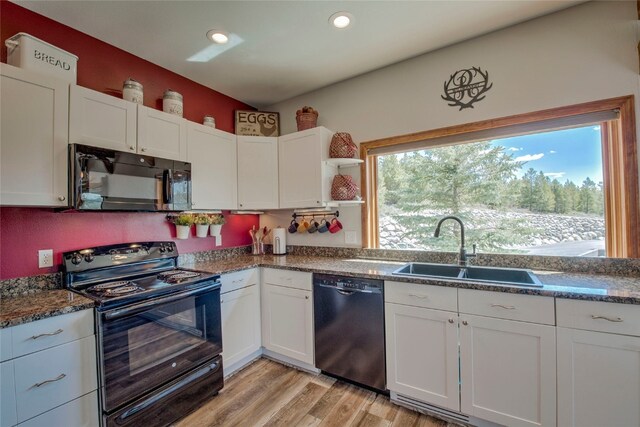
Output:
182 255 640 305
0 290 95 328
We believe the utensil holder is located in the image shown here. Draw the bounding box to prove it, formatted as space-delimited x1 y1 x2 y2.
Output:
252 240 264 255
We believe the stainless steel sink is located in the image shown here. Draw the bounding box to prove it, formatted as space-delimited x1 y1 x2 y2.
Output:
392 262 542 287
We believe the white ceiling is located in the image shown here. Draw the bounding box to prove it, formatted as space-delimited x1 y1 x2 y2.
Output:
14 1 583 108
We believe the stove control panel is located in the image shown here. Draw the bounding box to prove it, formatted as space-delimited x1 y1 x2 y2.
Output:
63 241 177 272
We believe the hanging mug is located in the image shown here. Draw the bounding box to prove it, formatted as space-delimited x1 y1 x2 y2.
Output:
329 218 343 234
288 219 299 233
317 219 330 233
307 219 319 233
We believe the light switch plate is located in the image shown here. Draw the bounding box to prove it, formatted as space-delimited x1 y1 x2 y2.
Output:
345 231 357 244
38 249 53 268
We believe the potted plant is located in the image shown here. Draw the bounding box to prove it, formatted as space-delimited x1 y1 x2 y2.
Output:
209 214 225 237
170 214 194 240
194 214 212 238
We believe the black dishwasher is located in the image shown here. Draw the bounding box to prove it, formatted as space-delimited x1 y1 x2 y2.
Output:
313 274 386 392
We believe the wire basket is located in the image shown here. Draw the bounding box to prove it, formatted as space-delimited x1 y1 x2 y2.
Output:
329 132 357 158
331 174 358 200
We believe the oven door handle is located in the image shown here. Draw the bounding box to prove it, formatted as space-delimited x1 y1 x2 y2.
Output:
116 359 221 423
103 282 220 321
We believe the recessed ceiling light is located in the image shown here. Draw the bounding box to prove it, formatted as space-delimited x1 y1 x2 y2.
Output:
329 12 353 29
206 30 229 44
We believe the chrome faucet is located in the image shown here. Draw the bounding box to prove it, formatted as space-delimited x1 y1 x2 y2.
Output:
434 216 477 267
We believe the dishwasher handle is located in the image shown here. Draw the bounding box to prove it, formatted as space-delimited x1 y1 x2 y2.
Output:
315 282 379 294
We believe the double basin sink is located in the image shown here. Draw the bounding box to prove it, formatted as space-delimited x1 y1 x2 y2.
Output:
393 262 542 287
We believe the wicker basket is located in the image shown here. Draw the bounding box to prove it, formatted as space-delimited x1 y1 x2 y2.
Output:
296 112 318 131
331 174 358 201
329 132 356 158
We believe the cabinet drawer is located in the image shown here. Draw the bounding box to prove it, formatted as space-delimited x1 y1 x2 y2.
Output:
556 299 640 336
262 268 312 291
19 390 98 427
385 281 457 312
1 360 16 427
11 310 94 359
221 268 259 294
459 289 555 325
14 335 97 423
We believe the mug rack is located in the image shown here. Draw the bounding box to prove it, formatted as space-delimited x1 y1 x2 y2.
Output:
291 210 339 219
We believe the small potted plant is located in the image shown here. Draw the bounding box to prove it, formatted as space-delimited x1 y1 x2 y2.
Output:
170 214 194 240
209 214 225 237
194 214 212 238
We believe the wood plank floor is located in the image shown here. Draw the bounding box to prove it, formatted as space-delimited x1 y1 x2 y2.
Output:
175 358 454 427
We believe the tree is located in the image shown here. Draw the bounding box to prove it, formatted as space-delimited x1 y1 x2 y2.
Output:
578 177 597 214
550 179 567 213
519 168 538 211
378 154 403 206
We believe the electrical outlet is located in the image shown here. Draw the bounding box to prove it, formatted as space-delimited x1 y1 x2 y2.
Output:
38 249 53 268
345 231 357 244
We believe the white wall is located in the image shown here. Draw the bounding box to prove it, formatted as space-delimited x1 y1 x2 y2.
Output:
266 1 639 248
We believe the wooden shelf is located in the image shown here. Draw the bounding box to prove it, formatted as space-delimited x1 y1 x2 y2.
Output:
326 200 364 207
325 158 364 168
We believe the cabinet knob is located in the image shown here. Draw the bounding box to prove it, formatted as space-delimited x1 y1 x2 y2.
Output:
462 320 468 326
58 195 66 201
448 318 454 324
305 296 309 300
129 146 135 151
140 147 147 152
192 202 196 206
239 203 243 207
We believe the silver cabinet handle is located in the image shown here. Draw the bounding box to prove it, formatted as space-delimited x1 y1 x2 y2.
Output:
491 304 515 310
305 296 309 300
31 329 63 340
408 294 428 299
448 318 454 324
129 146 135 151
591 315 623 322
57 196 66 201
31 373 66 389
140 147 147 152
462 320 468 326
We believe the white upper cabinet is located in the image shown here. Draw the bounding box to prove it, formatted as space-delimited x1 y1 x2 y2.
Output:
0 64 69 207
278 126 337 209
237 136 279 209
187 123 238 210
69 85 137 152
137 105 186 161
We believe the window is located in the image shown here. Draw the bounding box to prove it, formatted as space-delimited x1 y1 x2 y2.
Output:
360 96 639 258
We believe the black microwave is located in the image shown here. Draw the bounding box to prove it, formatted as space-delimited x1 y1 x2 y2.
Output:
69 144 191 211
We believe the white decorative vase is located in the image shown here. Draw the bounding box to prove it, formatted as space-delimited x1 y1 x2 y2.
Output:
176 225 191 240
196 224 209 238
210 224 222 237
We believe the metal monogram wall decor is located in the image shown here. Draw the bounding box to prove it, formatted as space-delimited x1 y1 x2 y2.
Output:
441 66 493 110
235 110 280 136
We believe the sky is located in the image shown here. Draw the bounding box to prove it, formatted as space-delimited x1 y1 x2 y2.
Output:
489 125 603 185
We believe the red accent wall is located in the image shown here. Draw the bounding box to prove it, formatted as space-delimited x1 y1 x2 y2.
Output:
0 2 259 280
0 208 257 279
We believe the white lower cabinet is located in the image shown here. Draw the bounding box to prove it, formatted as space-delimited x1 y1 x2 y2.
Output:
385 303 459 411
221 282 261 375
0 310 98 427
459 314 556 427
261 269 313 366
556 298 640 427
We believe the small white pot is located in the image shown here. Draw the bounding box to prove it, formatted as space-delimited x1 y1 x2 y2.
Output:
210 224 223 237
196 224 209 238
176 225 191 240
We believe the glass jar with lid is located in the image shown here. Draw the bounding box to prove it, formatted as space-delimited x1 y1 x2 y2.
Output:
163 90 183 117
123 78 143 104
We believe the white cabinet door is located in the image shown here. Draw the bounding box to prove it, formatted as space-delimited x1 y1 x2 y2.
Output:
1 360 16 427
557 327 640 427
0 64 68 207
221 285 261 372
261 283 313 365
278 127 334 209
137 105 186 161
385 303 459 411
459 314 556 427
237 136 278 209
187 123 237 210
69 85 137 152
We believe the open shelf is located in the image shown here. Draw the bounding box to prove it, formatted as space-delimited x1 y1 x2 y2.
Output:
326 200 365 207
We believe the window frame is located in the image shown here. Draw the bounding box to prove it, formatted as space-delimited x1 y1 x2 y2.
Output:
360 95 639 258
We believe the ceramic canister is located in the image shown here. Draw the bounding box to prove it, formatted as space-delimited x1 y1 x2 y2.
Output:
163 89 183 117
123 78 143 104
203 115 216 128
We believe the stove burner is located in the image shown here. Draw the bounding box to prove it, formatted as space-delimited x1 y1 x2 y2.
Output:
158 270 202 283
87 281 143 297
